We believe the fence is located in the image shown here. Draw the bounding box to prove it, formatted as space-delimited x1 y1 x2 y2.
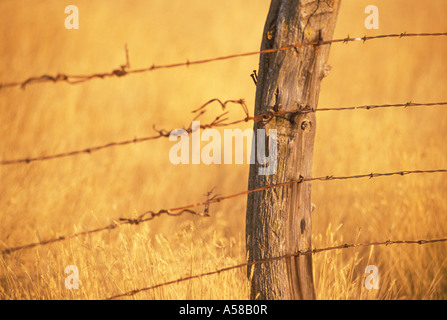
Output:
1 99 447 166
1 31 447 300
0 32 446 91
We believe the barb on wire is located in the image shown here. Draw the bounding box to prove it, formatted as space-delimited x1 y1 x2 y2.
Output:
1 32 446 90
118 208 209 226
104 236 447 299
192 98 249 119
2 168 447 256
122 187 215 225
203 187 220 217
2 100 447 166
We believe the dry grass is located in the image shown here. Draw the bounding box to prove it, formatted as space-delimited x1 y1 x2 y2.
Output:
1 0 446 300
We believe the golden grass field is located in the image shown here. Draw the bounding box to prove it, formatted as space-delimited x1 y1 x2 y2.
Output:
0 0 446 300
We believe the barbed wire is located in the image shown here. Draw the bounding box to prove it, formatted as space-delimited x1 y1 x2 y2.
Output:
1 99 446 166
0 208 209 255
0 99 246 166
0 32 446 90
315 101 447 112
2 168 446 256
104 236 447 300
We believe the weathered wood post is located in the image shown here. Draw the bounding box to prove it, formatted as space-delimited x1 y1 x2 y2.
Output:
246 0 341 300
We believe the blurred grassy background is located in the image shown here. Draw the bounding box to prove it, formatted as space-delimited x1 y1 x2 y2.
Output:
0 0 446 299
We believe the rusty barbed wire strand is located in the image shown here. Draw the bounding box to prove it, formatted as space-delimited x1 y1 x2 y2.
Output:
0 99 247 166
0 32 446 90
1 100 447 166
315 101 447 112
163 170 447 213
104 236 447 300
0 208 209 256
1 168 447 256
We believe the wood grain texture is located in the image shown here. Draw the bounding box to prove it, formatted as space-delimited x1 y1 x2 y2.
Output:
246 0 341 300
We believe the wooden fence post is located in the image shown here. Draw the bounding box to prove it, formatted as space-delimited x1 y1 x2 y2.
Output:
246 0 341 300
